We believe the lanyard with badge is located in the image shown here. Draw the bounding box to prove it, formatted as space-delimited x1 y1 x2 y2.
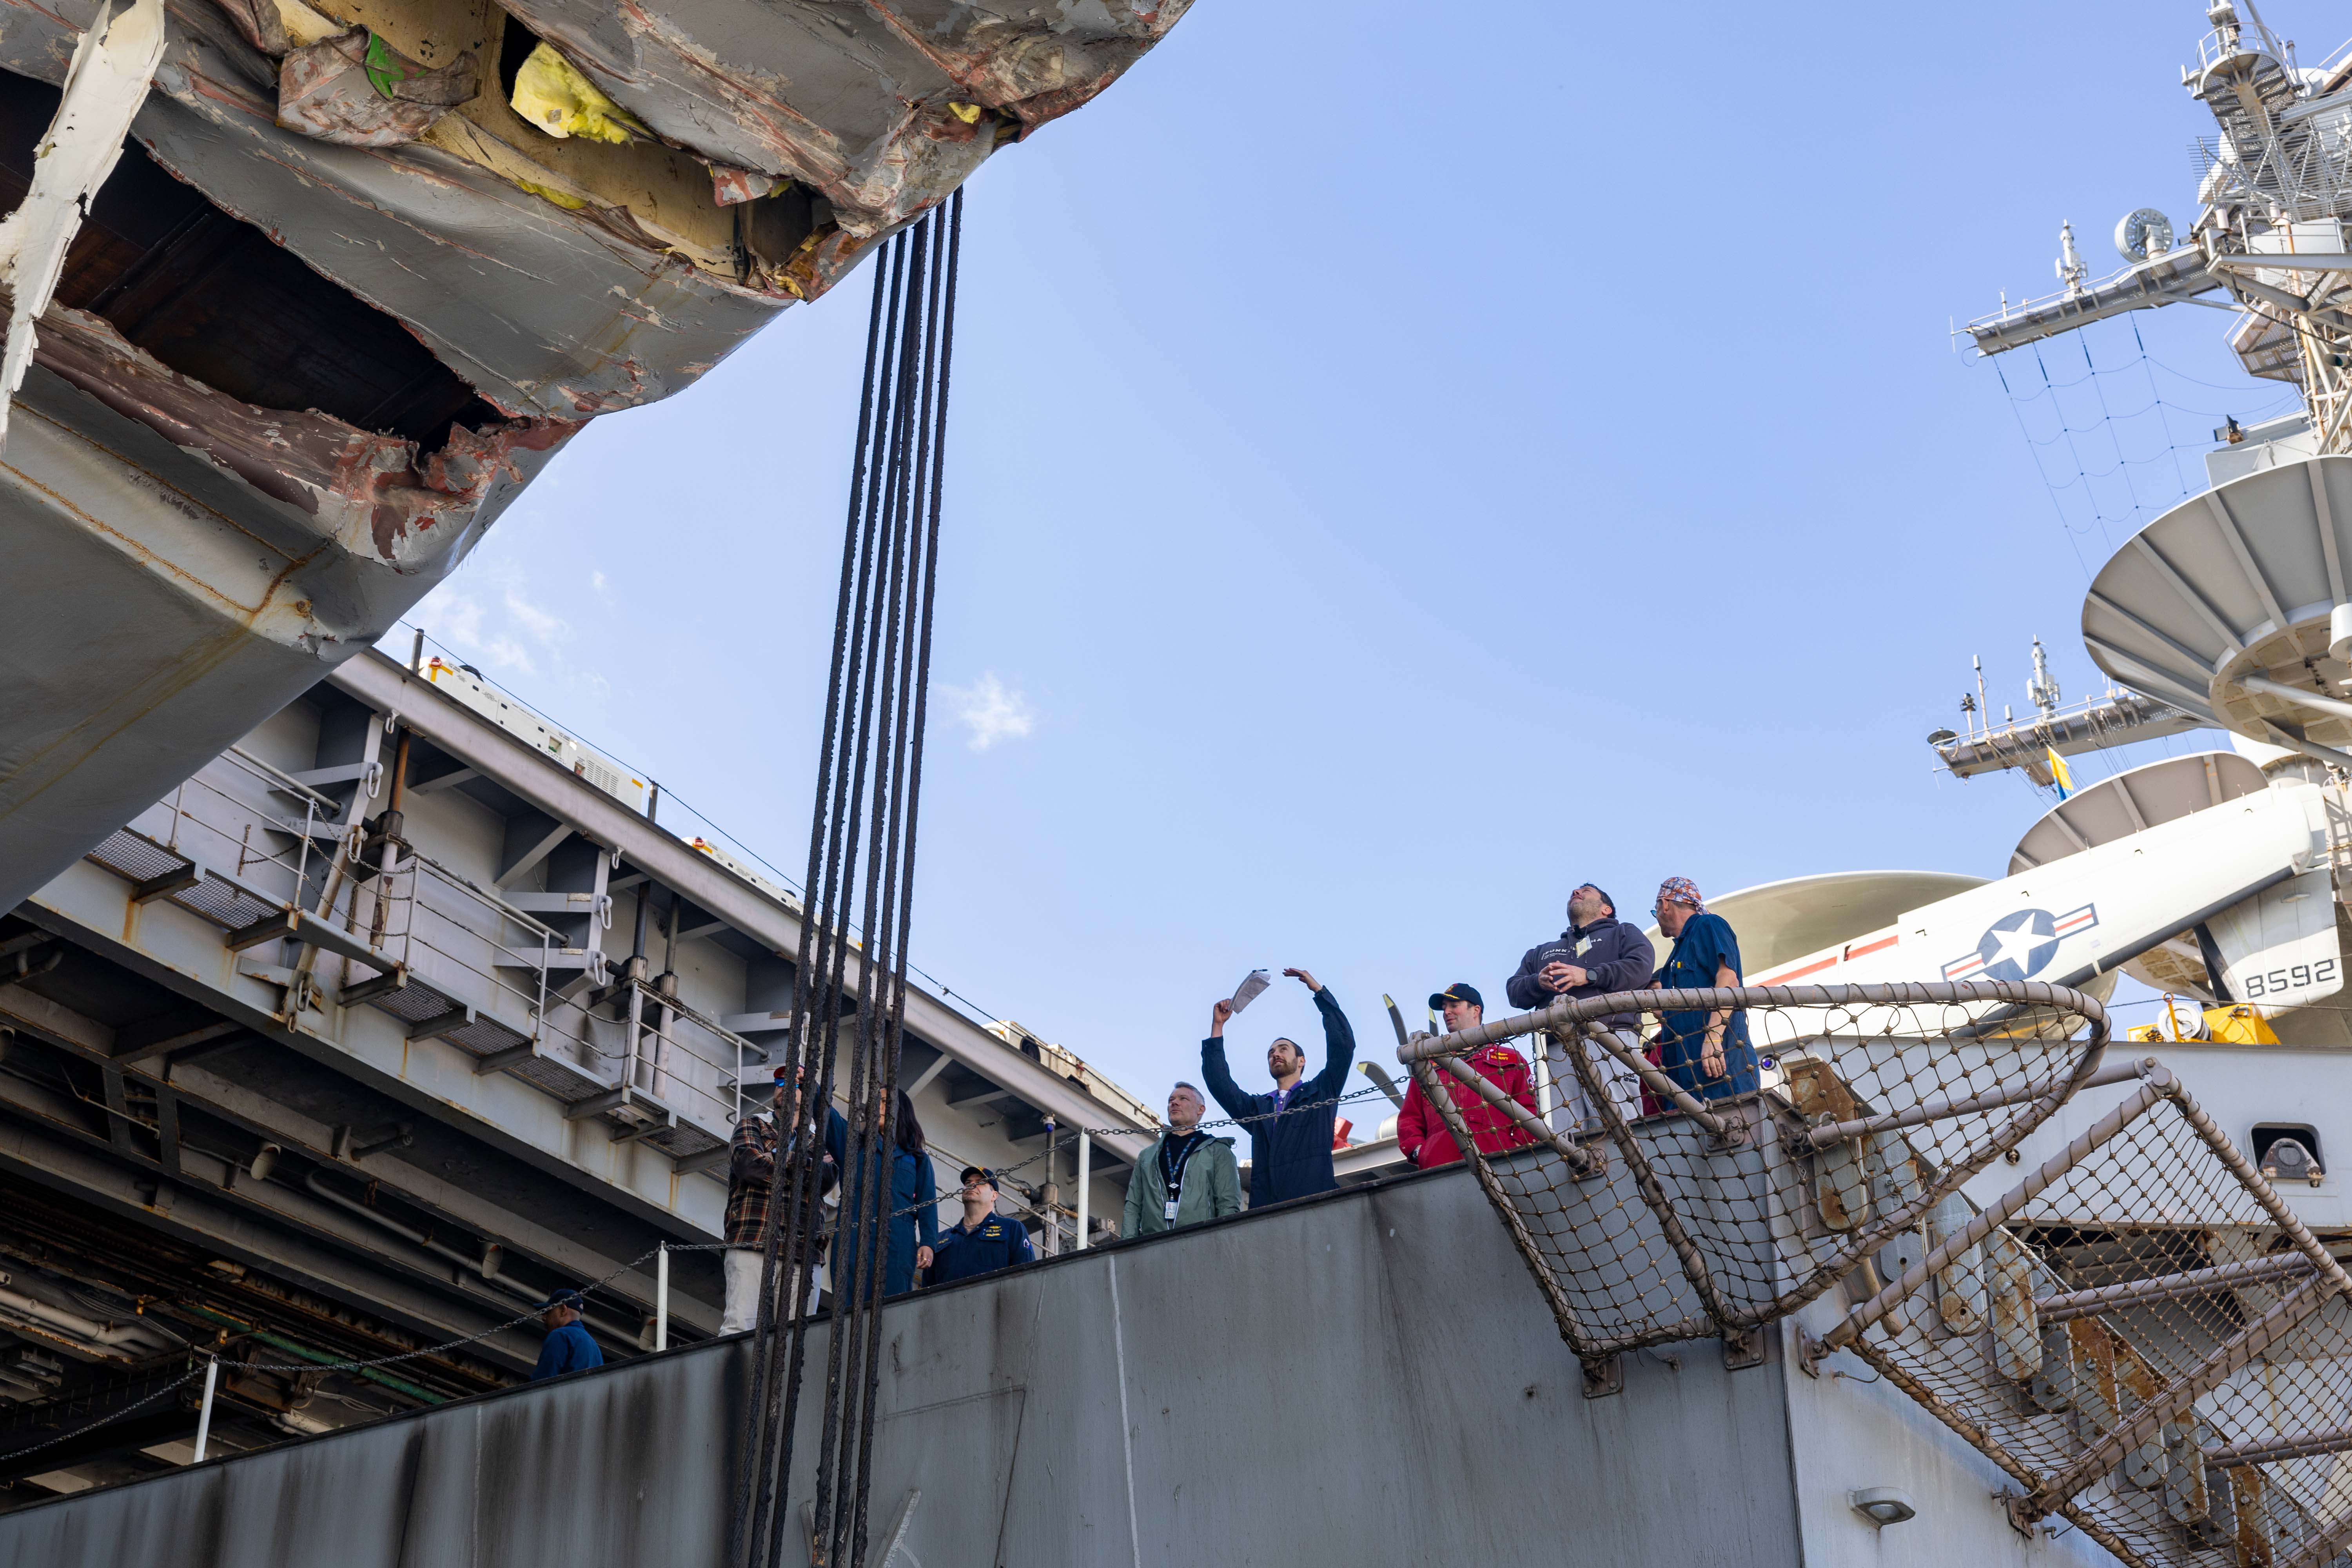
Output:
1161 1132 1205 1223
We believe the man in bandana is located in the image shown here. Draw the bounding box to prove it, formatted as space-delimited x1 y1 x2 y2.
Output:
1650 876 1758 1101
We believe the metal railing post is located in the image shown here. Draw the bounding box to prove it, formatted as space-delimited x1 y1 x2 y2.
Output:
192 1356 219 1462
656 1243 670 1351
624 982 646 1094
294 797 315 897
1076 1132 1091 1250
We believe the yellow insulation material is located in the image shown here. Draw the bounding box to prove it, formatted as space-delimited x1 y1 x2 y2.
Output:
511 42 647 145
272 0 344 48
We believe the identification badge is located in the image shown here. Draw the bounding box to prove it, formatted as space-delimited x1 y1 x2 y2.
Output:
1574 936 1593 956
1164 1199 1179 1221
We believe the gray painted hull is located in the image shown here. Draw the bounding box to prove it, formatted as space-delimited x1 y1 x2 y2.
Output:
0 365 556 915
0 1165 2115 1567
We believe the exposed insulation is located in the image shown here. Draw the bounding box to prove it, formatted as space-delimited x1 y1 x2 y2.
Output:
508 38 640 145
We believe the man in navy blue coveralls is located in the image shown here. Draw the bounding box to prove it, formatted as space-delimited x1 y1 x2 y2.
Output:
926 1166 1036 1286
529 1288 603 1380
1200 966 1357 1207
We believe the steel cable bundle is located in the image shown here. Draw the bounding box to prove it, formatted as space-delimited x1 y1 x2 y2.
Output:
734 189 962 1568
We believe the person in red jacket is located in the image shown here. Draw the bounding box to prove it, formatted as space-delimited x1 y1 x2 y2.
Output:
1396 984 1537 1170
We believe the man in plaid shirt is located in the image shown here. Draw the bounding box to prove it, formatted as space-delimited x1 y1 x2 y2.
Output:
722 1063 837 1333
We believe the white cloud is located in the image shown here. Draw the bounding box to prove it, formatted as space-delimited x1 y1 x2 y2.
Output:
417 562 570 682
590 570 614 606
501 575 570 647
482 635 538 677
435 593 484 648
940 673 1035 752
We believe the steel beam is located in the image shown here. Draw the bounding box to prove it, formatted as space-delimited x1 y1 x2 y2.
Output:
2036 1252 2315 1324
2207 1425 2352 1468
1804 1058 2151 1149
110 1012 240 1066
330 651 1152 1164
0 1090 550 1367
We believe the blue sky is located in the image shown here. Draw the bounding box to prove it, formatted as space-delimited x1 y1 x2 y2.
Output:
404 1 2308 1112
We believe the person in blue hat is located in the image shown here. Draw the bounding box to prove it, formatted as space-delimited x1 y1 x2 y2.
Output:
529 1288 604 1380
924 1167 1036 1287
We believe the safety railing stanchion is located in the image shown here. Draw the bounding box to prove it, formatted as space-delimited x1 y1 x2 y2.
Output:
192 1356 219 1462
656 1244 670 1352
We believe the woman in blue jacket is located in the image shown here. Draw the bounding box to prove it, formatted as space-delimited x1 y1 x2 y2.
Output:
830 1087 938 1302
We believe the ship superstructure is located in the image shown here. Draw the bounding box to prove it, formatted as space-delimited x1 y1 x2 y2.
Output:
0 642 1155 1495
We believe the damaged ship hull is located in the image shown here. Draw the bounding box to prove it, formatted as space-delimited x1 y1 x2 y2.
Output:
0 0 1183 911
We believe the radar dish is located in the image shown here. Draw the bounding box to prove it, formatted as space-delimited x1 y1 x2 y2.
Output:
2007 749 2266 875
2082 454 2352 761
2114 207 2174 261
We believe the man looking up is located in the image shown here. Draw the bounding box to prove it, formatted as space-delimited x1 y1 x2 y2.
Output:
1506 884 1655 1129
1121 1081 1241 1237
1395 984 1537 1169
925 1167 1037 1287
1201 967 1357 1208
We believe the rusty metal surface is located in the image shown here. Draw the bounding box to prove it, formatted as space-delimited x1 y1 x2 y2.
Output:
0 0 1185 935
34 303 575 570
274 26 477 148
0 0 791 418
0 359 564 913
501 0 1191 240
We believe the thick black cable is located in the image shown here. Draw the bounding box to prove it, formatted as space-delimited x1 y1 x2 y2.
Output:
798 230 916 1568
824 219 929 1568
735 232 894 1568
741 230 907 1568
846 203 952 1565
730 200 963 1568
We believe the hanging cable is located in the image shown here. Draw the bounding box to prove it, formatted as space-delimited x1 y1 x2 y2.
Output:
733 187 964 1568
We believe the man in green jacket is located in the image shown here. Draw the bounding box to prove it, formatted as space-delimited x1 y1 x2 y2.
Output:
1120 1081 1241 1238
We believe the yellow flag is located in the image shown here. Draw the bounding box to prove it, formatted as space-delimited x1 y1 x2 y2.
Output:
2047 748 2074 799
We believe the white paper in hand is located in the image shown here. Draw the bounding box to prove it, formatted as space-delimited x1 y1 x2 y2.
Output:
1228 969 1272 1016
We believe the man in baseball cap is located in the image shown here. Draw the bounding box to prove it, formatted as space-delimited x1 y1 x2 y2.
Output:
1395 984 1537 1170
530 1287 604 1380
924 1167 1036 1287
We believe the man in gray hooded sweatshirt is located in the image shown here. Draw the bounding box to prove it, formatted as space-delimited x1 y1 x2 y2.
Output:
1120 1080 1241 1238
